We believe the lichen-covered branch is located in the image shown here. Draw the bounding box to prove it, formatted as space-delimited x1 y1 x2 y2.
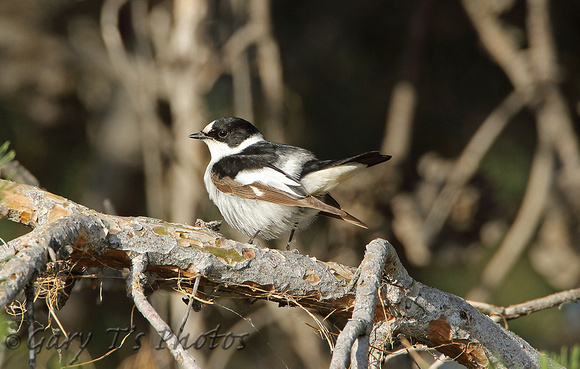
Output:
0 179 360 314
0 180 563 368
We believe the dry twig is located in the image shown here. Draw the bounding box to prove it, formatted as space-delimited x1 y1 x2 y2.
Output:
469 287 580 322
127 253 200 368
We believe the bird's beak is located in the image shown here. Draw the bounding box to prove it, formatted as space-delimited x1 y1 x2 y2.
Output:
189 131 208 140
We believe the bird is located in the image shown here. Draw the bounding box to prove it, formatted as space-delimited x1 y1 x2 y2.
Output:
190 117 391 248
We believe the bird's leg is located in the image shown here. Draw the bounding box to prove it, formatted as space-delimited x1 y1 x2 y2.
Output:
248 230 261 244
286 222 299 250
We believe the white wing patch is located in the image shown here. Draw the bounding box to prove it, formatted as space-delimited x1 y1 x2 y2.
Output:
301 163 365 194
250 186 264 197
235 168 305 198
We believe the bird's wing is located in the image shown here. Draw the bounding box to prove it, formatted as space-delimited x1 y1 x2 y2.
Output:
212 142 312 198
211 173 367 228
301 151 391 195
234 165 310 198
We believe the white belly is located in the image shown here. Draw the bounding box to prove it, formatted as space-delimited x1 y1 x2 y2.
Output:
204 167 318 240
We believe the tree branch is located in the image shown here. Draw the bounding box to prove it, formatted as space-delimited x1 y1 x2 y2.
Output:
330 239 389 369
0 180 563 368
127 253 200 368
469 287 580 322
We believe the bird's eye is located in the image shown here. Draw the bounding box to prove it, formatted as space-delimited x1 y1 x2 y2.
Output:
218 130 228 138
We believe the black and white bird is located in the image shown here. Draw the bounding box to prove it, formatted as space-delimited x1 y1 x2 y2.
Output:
190 117 391 247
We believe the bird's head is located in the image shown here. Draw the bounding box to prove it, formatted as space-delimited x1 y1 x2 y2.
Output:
189 117 264 161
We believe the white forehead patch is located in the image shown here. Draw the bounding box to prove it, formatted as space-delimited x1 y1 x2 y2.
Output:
202 121 215 134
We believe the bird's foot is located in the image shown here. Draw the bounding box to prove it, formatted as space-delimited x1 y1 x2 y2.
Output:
286 223 299 250
248 230 261 244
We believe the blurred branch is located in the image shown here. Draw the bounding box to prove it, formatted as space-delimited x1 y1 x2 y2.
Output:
382 0 433 163
422 91 524 244
0 142 39 186
0 180 564 368
461 0 535 101
469 287 580 322
99 0 287 225
250 0 285 142
391 193 431 266
469 120 554 301
382 81 417 165
462 0 580 175
222 0 286 141
379 1 434 267
101 0 216 223
164 0 211 224
0 160 40 187
101 0 168 219
526 0 580 175
529 203 580 289
230 2 254 122
460 0 580 301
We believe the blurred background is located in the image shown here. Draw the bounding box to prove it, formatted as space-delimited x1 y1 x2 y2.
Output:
1 0 579 368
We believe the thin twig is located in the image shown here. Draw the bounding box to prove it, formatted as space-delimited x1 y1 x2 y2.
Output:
469 287 580 322
127 253 201 369
25 282 36 369
330 239 389 369
177 275 201 339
